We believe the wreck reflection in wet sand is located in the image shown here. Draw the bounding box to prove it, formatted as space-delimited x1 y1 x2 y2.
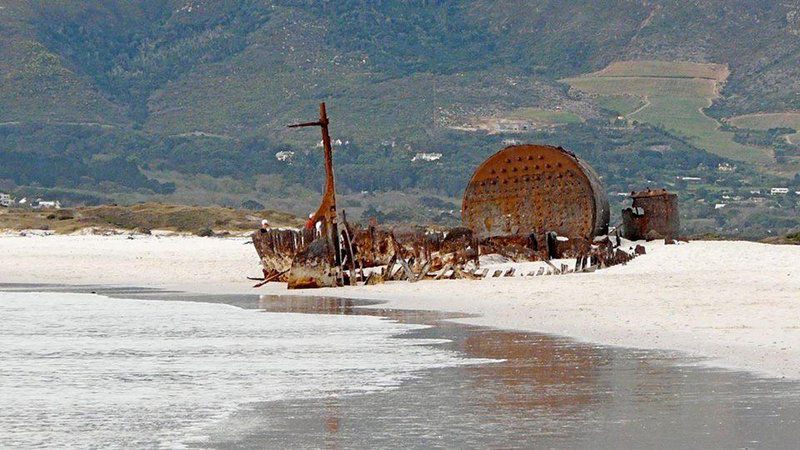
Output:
198 294 800 449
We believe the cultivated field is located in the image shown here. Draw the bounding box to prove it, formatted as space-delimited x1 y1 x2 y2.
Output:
729 112 800 145
728 112 800 130
594 95 646 116
563 60 773 164
594 60 730 80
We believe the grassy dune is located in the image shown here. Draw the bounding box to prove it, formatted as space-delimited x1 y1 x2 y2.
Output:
0 203 301 235
563 61 773 164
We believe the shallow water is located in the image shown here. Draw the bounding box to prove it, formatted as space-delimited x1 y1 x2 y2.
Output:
3 285 800 448
0 291 486 448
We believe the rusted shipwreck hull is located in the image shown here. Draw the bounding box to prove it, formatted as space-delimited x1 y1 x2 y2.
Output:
252 224 480 287
251 107 644 289
251 222 636 288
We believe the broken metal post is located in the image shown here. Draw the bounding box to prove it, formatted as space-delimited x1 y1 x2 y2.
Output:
285 102 343 288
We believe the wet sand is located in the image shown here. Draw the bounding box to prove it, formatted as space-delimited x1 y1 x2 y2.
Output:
5 284 800 448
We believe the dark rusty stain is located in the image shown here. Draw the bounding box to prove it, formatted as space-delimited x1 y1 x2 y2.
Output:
462 144 609 241
622 188 679 241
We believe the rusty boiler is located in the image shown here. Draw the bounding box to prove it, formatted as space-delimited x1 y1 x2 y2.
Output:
462 144 610 241
622 188 679 240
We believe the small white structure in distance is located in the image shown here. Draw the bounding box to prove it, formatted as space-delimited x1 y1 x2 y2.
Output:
411 152 442 162
770 188 789 195
275 150 295 163
33 199 61 210
0 193 13 207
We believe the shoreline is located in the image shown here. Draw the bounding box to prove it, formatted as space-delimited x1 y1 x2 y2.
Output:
1 234 799 380
7 286 800 448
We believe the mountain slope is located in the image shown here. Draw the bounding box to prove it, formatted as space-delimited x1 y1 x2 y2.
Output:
0 0 799 236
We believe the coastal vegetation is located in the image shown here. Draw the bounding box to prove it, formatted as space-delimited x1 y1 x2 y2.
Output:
0 203 300 235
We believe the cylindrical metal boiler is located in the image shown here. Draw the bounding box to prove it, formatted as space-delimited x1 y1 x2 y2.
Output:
462 144 609 240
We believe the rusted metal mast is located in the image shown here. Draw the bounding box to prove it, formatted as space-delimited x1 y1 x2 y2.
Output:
288 102 342 270
288 103 337 227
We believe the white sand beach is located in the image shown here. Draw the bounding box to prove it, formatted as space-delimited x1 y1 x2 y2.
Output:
1 234 798 379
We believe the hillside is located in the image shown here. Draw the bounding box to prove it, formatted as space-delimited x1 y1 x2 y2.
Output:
1 0 799 237
563 61 774 164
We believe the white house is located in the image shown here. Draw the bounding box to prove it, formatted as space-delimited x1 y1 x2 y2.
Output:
33 199 61 209
275 150 295 162
0 193 13 207
411 152 443 162
770 188 790 195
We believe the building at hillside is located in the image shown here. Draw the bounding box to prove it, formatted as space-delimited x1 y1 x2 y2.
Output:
0 193 13 207
32 199 61 210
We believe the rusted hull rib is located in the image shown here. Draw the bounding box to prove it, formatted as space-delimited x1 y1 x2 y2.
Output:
252 227 316 281
287 237 338 289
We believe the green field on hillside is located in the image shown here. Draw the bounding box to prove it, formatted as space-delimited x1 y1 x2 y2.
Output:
594 95 646 116
564 61 773 164
728 112 800 132
727 113 800 169
594 60 729 80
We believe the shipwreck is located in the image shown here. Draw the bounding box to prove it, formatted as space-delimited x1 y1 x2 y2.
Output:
252 103 676 289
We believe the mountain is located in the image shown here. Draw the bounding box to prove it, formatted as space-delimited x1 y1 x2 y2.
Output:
1 0 799 236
